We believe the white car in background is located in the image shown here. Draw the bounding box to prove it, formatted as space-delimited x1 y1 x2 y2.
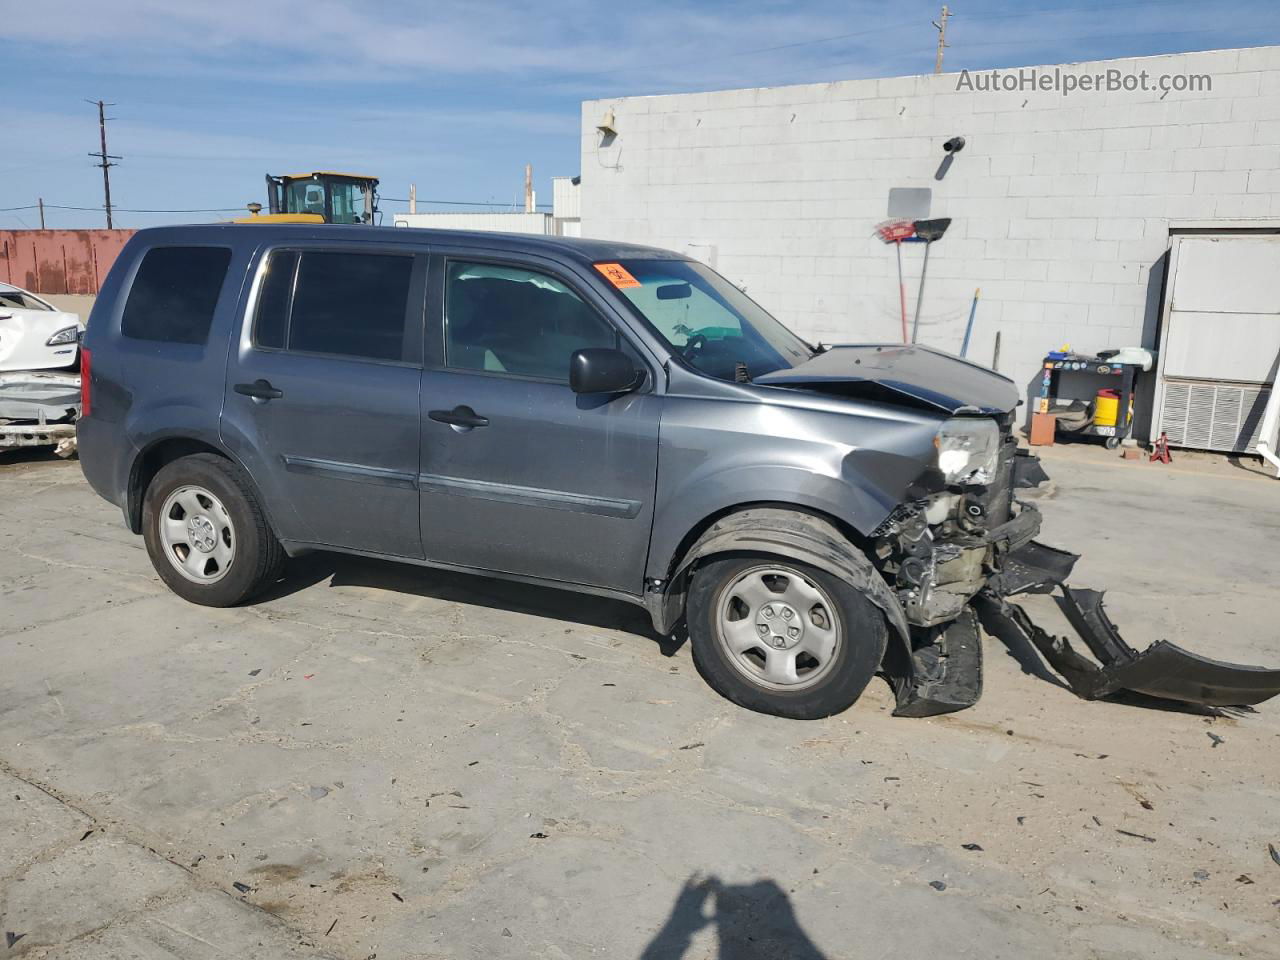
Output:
0 282 85 455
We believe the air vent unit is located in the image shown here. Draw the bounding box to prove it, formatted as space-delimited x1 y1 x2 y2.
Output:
1159 379 1270 453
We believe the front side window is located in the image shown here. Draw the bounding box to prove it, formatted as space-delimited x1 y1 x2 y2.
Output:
444 261 617 381
253 250 413 362
601 259 813 382
121 246 231 345
330 182 369 224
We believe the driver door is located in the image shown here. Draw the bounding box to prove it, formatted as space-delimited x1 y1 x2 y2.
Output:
417 253 662 594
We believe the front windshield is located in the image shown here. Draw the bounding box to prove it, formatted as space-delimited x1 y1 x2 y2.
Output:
603 260 813 381
285 180 326 217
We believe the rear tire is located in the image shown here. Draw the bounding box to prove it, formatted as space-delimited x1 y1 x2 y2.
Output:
142 453 284 606
687 555 888 719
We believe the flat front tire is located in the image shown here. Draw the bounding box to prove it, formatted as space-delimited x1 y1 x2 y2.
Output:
687 555 888 719
142 453 283 606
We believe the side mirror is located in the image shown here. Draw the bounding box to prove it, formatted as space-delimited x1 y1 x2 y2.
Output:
569 348 643 395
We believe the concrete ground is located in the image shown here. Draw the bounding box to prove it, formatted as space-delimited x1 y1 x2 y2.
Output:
1 443 1278 959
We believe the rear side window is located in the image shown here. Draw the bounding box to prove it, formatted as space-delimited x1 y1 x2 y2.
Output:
121 246 231 344
254 250 414 363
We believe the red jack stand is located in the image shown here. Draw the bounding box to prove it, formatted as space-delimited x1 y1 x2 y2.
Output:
1150 432 1172 464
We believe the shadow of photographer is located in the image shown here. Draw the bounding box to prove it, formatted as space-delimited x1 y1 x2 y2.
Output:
640 874 829 960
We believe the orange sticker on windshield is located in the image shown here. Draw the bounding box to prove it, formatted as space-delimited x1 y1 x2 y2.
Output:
594 262 640 288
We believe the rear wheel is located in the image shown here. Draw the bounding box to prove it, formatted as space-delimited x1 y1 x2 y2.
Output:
687 555 888 719
142 453 283 606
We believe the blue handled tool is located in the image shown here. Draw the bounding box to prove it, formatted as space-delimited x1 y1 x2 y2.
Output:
960 287 980 358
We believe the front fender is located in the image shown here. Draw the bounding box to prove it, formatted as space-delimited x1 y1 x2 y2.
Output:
646 397 940 584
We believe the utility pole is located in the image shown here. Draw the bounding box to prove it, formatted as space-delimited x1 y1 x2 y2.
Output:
86 99 121 228
524 163 534 214
933 5 950 75
38 198 46 229
408 183 417 214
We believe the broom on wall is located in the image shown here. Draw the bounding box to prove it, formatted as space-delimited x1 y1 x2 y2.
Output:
873 219 916 344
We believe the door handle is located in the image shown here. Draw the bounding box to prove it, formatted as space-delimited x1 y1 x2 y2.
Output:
234 379 284 401
428 405 489 428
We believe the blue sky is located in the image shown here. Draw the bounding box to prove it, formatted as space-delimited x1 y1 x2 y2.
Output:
4 0 1279 230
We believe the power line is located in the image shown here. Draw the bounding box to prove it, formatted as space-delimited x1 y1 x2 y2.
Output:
36 203 244 213
2 200 557 216
380 196 553 210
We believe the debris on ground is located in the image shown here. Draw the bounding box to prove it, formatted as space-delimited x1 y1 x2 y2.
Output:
1269 843 1280 868
1207 732 1225 747
325 919 338 936
928 880 947 891
1237 875 1254 884
1193 869 1209 881
248 669 261 677
961 843 984 851
678 742 705 751
308 786 329 799
529 832 548 839
6 932 25 948
1116 829 1156 843
502 928 513 937
392 892 404 902
232 881 252 894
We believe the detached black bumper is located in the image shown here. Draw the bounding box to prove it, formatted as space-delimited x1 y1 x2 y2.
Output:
893 453 1280 716
985 581 1280 708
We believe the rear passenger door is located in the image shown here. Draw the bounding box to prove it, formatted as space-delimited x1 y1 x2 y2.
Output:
417 252 662 593
221 243 427 558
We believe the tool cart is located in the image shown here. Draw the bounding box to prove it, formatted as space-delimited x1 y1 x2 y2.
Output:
1036 352 1140 449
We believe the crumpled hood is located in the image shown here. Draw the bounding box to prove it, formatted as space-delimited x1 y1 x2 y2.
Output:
0 310 83 372
753 344 1019 415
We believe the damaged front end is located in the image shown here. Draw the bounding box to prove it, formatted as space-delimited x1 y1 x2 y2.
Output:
881 427 1280 717
0 371 81 456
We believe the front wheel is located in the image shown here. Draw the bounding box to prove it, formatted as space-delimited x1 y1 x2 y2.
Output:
686 556 888 719
142 453 284 606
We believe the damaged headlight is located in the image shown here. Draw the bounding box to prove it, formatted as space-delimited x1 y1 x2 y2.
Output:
934 417 999 485
45 326 81 346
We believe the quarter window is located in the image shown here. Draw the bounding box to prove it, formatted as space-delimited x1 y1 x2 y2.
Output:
254 250 414 362
121 246 231 345
444 262 617 380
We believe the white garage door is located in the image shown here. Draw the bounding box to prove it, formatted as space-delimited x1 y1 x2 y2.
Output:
1157 235 1280 453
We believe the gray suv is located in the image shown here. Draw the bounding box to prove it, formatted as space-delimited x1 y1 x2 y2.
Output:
80 225 1278 720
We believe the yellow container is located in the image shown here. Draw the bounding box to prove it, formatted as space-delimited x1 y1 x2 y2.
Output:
1094 389 1119 428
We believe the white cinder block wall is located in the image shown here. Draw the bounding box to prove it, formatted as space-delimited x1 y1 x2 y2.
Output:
580 46 1280 424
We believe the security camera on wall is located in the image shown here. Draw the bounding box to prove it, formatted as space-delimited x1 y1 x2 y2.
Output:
943 136 966 154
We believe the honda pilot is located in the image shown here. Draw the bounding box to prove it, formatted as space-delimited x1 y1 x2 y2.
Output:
78 225 1280 719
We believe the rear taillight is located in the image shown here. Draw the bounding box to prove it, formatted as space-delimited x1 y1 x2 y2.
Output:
80 347 92 418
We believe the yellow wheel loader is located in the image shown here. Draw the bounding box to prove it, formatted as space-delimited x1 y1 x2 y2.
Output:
236 172 379 225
